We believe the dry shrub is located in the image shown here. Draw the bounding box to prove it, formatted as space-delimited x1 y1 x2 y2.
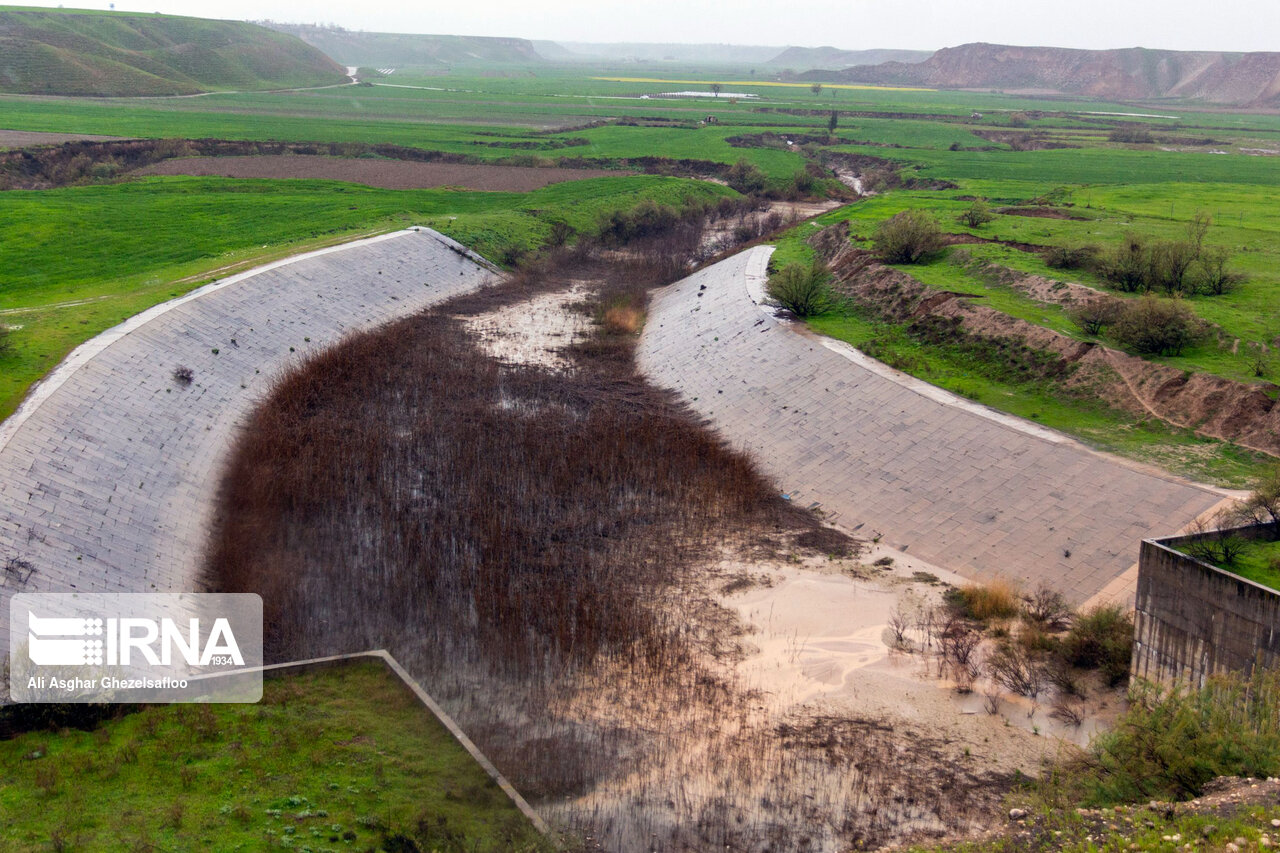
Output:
1109 296 1206 356
952 579 1021 623
602 304 644 335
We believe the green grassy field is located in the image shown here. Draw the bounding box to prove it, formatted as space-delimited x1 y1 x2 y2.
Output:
779 179 1280 386
1 58 1278 476
0 174 732 418
0 660 544 852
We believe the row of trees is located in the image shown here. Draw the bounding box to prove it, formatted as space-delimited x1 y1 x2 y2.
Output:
1095 215 1242 297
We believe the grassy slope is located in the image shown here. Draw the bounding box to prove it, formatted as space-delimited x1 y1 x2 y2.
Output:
0 174 733 419
0 7 346 96
0 661 543 852
265 24 546 67
800 180 1280 386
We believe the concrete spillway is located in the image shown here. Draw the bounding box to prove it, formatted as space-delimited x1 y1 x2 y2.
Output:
638 246 1222 605
0 229 496 648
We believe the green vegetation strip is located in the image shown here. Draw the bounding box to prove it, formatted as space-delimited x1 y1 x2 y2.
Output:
0 660 544 852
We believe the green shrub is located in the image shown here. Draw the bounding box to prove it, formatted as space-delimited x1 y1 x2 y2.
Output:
766 260 837 318
1108 128 1154 144
872 210 946 264
1067 296 1121 336
1075 668 1280 804
957 199 995 228
1109 296 1205 356
1059 604 1132 686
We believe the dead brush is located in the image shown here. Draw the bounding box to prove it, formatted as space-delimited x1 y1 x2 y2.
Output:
199 204 1013 851
601 303 645 336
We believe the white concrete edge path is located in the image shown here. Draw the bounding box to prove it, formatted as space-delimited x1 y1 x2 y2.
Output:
0 227 492 455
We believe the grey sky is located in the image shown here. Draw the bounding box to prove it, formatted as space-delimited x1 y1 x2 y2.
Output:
27 0 1280 52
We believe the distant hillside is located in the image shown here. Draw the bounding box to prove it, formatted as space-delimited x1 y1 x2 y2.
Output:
266 23 545 67
817 43 1280 107
0 7 347 96
768 46 931 69
552 42 782 65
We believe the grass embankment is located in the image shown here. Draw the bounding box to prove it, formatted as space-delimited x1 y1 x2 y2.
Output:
0 174 732 419
0 660 544 852
802 185 1280 384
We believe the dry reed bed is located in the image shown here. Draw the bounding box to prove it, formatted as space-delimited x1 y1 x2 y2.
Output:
204 215 1016 850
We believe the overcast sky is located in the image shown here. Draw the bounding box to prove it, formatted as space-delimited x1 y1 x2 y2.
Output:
32 0 1280 52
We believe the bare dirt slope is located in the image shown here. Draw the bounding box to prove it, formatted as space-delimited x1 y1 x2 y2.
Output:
0 130 129 150
820 43 1280 107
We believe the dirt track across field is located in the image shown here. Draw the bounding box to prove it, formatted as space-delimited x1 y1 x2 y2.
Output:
0 129 129 148
134 155 631 190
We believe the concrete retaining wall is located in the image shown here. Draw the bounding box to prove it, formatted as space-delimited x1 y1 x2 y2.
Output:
1132 526 1280 686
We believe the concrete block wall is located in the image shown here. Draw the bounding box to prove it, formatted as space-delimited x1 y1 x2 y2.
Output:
1132 526 1280 686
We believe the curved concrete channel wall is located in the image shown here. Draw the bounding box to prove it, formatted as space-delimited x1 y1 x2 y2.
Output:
638 246 1223 606
0 228 496 649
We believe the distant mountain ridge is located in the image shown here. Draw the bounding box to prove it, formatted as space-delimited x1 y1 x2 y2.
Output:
265 23 546 67
0 7 346 96
768 46 931 69
815 42 1280 106
551 42 782 64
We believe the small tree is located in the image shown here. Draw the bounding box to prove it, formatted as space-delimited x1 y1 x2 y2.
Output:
1149 238 1199 295
1067 296 1121 336
724 158 767 195
766 259 837 317
872 210 946 264
957 199 995 228
827 110 838 135
710 82 722 98
1192 245 1243 295
810 82 823 96
1103 233 1151 293
1238 466 1280 532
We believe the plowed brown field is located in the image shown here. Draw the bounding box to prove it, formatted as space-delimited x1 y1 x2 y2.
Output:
0 129 128 148
134 155 629 190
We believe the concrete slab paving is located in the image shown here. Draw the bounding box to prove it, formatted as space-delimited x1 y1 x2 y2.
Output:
638 246 1224 606
0 229 496 651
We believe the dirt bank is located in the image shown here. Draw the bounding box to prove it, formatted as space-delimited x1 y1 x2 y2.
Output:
811 223 1280 457
135 155 630 191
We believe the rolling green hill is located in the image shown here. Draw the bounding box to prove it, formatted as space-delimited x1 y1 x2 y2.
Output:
0 6 348 96
265 23 546 68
